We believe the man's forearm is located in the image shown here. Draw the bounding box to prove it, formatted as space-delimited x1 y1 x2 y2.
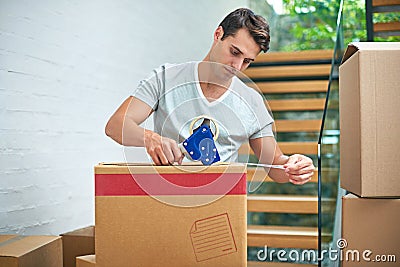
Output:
105 116 146 146
266 154 290 183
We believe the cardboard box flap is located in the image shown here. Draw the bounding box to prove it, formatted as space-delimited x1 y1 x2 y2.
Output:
61 226 94 237
76 255 96 267
0 236 60 257
341 42 400 64
342 193 358 199
0 235 18 244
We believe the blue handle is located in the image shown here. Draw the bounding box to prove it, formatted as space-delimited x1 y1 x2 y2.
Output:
181 125 220 165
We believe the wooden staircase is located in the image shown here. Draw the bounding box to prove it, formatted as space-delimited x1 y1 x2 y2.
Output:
366 0 400 41
240 50 336 266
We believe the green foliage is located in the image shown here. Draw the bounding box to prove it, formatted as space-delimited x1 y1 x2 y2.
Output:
280 0 366 51
374 12 400 23
342 0 367 43
251 0 399 51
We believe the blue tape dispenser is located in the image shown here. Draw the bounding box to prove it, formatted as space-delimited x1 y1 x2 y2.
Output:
179 116 221 165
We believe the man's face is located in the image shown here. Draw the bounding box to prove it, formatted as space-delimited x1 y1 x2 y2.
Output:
208 26 261 80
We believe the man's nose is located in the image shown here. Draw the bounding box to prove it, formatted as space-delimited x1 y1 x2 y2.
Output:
232 59 243 71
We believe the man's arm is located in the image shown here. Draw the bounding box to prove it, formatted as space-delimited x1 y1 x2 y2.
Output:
105 96 183 165
249 136 315 185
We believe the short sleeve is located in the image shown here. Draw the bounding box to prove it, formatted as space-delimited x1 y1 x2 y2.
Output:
250 122 274 139
132 65 166 110
249 91 274 139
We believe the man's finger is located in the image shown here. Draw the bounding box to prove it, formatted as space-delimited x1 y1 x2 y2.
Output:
162 143 175 164
150 152 161 165
286 165 315 175
285 155 300 165
288 160 313 171
178 155 184 165
170 142 183 163
288 172 314 182
155 146 169 165
285 155 312 168
290 177 312 185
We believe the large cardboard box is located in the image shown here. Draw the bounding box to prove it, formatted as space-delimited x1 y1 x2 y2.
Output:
95 163 247 267
339 42 400 197
341 194 400 266
0 235 62 267
61 226 95 267
76 255 96 267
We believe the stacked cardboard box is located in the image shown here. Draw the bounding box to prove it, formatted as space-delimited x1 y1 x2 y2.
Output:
339 42 400 266
341 195 400 266
76 255 96 267
61 226 95 267
0 235 62 267
94 163 247 267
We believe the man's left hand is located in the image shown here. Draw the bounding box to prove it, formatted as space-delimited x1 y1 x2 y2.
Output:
283 154 315 185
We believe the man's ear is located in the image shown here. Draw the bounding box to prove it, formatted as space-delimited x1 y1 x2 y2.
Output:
214 26 224 41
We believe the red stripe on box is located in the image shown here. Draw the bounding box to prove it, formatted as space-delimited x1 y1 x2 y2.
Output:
95 173 246 196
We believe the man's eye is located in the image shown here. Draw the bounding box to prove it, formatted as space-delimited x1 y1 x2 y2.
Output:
231 49 239 56
244 59 251 64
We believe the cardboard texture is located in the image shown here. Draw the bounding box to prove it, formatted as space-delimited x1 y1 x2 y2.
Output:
76 255 96 267
339 42 400 197
95 163 247 267
0 235 62 267
341 194 400 266
61 226 95 267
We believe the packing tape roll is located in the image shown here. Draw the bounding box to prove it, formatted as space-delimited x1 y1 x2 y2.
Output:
188 115 219 141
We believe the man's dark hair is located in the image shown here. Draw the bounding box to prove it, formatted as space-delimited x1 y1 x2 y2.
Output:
219 8 270 53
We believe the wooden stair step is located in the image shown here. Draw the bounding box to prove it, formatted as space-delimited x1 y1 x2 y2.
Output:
274 120 322 133
374 21 400 32
239 142 318 155
254 49 333 63
247 225 318 249
246 167 319 183
250 80 329 94
373 0 400 7
248 194 318 214
248 261 317 267
267 99 325 111
244 64 331 79
277 142 318 155
246 167 339 183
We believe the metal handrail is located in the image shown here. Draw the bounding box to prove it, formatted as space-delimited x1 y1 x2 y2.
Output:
317 0 344 266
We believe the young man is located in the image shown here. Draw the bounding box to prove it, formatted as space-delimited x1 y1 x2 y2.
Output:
105 8 315 185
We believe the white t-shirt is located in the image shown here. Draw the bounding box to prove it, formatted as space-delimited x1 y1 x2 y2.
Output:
132 61 274 162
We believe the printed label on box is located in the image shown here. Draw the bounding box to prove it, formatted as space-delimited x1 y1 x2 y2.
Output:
190 213 237 262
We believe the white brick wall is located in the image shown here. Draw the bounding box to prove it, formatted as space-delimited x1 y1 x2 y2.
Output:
0 0 247 235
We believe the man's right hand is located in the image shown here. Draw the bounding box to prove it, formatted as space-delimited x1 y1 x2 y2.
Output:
144 129 184 165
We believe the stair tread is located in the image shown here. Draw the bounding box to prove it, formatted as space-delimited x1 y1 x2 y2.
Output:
374 21 400 32
274 119 322 132
239 142 318 155
248 225 318 236
244 64 331 79
248 194 335 201
267 99 325 111
246 167 320 183
373 0 400 7
247 225 321 249
248 194 318 201
254 49 333 63
248 225 332 238
248 195 318 214
248 80 329 94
